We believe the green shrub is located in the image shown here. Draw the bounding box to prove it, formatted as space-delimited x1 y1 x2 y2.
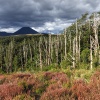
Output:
18 81 28 92
62 68 73 78
60 60 71 69
79 63 90 70
81 48 90 63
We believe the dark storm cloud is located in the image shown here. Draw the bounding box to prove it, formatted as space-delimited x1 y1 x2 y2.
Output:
0 0 55 28
0 0 100 32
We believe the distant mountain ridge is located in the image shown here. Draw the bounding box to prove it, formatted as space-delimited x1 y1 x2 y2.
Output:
0 27 41 36
13 27 39 35
0 32 13 36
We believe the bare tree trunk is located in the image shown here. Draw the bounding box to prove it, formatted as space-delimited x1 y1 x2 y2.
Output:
9 40 13 72
93 13 99 56
99 50 100 65
55 34 59 64
67 38 76 68
39 36 42 71
19 47 23 71
50 36 53 64
72 38 76 68
45 39 48 66
23 39 26 66
75 20 79 62
69 31 72 52
90 35 93 70
60 36 63 62
64 29 67 60
78 31 81 62
48 34 51 65
29 43 32 62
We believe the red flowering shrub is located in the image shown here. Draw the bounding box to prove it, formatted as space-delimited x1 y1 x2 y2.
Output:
50 72 69 84
70 71 100 100
70 79 90 100
41 72 70 100
90 71 100 82
0 71 100 100
40 83 69 100
0 73 43 100
44 72 69 83
0 84 22 100
87 71 100 100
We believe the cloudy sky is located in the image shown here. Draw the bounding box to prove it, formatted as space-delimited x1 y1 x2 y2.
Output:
0 0 100 33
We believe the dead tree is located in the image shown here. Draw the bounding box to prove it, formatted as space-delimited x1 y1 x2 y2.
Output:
60 36 63 62
23 39 28 67
4 40 14 73
64 29 67 60
69 31 72 52
92 13 100 56
75 20 79 62
29 42 32 62
90 35 94 70
48 33 51 65
50 35 53 64
45 38 48 66
9 40 14 72
55 34 59 64
90 36 93 70
78 31 81 62
39 36 42 71
66 38 76 68
20 48 24 70
72 38 76 68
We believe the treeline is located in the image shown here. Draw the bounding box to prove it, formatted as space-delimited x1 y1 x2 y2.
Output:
0 34 69 73
0 12 100 73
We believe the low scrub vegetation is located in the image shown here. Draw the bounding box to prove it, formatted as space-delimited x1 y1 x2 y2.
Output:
0 69 100 100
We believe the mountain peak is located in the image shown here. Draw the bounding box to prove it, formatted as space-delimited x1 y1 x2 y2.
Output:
14 27 39 35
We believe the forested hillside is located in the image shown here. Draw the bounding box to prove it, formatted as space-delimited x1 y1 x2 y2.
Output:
0 13 100 73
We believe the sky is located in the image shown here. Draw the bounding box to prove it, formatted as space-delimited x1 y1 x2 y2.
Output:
0 0 100 33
